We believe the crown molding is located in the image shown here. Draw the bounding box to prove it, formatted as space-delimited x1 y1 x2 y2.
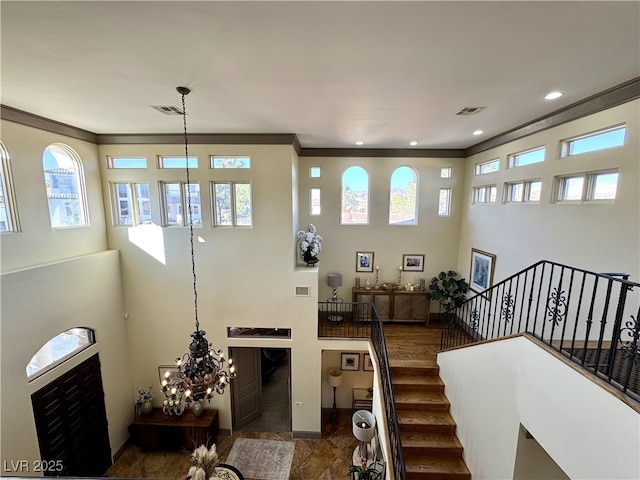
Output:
300 148 465 158
95 133 299 146
0 105 97 143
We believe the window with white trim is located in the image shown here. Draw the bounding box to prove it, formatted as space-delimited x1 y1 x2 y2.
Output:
505 179 542 203
473 185 497 204
43 144 89 228
212 181 252 227
389 166 418 225
0 141 19 233
341 166 369 225
561 125 626 157
509 147 545 167
555 169 619 203
107 157 148 169
158 156 198 169
160 182 201 226
112 182 152 225
440 167 452 178
438 188 451 216
210 156 251 168
27 327 96 381
310 188 321 215
475 159 500 175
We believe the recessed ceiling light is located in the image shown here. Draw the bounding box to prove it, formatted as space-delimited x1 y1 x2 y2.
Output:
410 141 418 146
355 141 364 146
473 130 483 136
544 91 563 100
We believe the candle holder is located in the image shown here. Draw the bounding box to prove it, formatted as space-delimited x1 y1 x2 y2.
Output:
397 266 402 288
374 266 380 289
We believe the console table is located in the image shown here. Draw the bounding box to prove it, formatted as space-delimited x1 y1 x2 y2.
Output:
129 408 219 451
352 287 431 324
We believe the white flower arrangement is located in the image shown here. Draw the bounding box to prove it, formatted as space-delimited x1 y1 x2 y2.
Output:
186 444 219 480
136 385 153 403
296 223 322 259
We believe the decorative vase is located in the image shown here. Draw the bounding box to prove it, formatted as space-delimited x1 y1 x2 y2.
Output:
191 399 204 417
303 249 319 267
141 399 153 415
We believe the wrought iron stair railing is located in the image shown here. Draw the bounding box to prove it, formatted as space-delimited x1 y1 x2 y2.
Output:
441 260 640 403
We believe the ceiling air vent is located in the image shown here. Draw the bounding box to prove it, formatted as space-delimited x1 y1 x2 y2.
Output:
151 105 185 115
455 106 487 116
295 286 310 297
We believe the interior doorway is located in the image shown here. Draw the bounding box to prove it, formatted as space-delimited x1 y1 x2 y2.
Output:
230 347 291 432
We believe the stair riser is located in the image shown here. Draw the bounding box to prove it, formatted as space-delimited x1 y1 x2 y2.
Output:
399 424 456 434
404 447 463 457
406 472 471 480
396 403 450 412
393 383 445 393
390 367 440 377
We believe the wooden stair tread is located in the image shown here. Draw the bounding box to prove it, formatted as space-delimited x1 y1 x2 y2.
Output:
397 410 456 425
404 453 471 474
402 433 463 449
394 390 450 404
393 374 444 386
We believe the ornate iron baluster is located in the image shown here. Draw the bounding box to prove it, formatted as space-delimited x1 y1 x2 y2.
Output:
546 287 567 326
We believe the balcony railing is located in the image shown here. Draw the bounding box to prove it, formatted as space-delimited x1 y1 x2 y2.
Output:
441 260 640 403
318 301 407 480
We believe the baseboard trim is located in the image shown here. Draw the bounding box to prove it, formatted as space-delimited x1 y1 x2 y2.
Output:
112 438 131 463
293 430 321 439
219 428 232 436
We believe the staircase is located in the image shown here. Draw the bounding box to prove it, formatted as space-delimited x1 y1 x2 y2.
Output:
386 325 471 480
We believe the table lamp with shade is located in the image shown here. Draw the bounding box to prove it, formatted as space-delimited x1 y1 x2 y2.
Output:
352 409 376 459
327 367 343 424
327 273 344 323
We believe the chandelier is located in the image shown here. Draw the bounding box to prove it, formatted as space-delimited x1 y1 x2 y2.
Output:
161 87 236 413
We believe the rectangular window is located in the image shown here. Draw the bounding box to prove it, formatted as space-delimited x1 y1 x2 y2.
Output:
438 188 451 216
505 180 542 203
562 126 625 157
107 157 148 169
212 181 253 227
211 156 251 168
160 182 201 226
310 188 321 215
509 147 545 167
310 167 321 178
473 185 497 204
158 156 198 169
440 167 452 178
555 169 618 203
112 182 151 225
475 159 500 175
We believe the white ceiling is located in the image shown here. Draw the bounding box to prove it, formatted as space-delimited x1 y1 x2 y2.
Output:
1 1 639 149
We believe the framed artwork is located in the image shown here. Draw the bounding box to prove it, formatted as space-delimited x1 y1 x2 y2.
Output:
356 251 375 273
158 365 180 385
363 353 374 371
341 352 360 371
470 248 496 296
402 254 425 272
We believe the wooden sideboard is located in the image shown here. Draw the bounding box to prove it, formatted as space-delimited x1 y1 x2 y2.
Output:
128 408 218 451
352 287 431 324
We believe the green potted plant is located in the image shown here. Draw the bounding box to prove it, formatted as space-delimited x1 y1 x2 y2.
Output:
348 457 380 480
429 270 469 316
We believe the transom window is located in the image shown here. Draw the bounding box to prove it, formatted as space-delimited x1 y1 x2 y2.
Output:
27 327 96 381
43 144 88 228
509 147 545 167
561 125 626 157
555 169 619 203
440 167 452 178
112 182 152 225
473 185 497 204
107 157 148 169
310 167 321 178
438 188 451 216
0 141 19 233
475 159 500 175
389 166 418 225
505 179 542 203
160 182 201 226
158 156 198 169
212 181 253 227
211 156 251 168
341 166 369 225
310 188 321 215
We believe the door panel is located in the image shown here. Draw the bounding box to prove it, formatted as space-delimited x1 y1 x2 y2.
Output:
31 353 112 477
231 347 262 429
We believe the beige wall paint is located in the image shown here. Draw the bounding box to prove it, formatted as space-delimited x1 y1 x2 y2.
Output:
458 100 640 285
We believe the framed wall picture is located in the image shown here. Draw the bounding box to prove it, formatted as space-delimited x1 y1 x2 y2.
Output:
356 251 375 273
158 365 180 385
363 353 374 371
341 352 360 371
402 254 425 272
470 248 496 295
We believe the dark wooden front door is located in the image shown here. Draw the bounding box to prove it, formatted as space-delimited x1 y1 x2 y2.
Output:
31 353 112 477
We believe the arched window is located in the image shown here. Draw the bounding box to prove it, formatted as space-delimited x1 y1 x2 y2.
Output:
26 327 96 381
389 166 418 225
0 141 19 232
43 144 88 228
341 166 369 224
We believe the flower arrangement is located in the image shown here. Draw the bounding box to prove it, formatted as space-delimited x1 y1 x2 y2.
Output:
137 385 154 403
296 223 322 264
186 444 219 480
348 456 380 480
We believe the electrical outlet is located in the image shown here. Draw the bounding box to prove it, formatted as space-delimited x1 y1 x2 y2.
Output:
295 401 303 407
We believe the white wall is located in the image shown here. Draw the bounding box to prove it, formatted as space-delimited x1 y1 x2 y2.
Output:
321 349 374 409
438 336 640 480
0 251 133 476
459 100 640 285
